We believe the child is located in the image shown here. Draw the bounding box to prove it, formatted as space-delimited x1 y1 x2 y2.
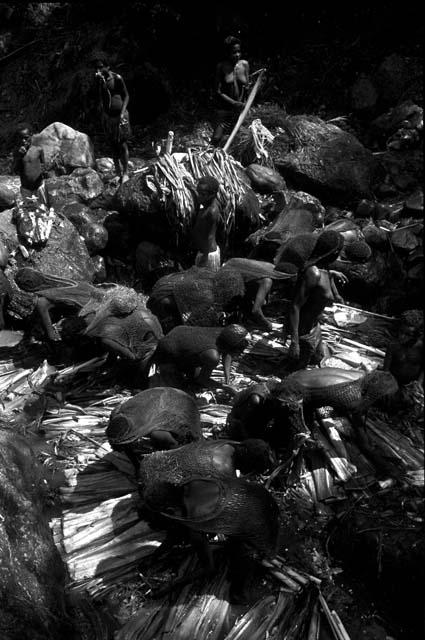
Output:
11 124 47 201
192 176 222 271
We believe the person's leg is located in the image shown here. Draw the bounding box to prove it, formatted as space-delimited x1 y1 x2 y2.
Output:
120 141 129 183
211 122 225 147
36 296 60 341
251 278 273 329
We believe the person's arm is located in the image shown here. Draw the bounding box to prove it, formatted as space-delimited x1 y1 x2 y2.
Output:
383 343 394 372
116 74 130 118
222 352 233 385
215 64 244 109
330 274 344 304
11 150 23 176
39 147 47 178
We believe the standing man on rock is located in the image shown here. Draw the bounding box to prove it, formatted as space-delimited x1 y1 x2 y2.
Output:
211 36 250 147
11 124 47 202
91 51 131 184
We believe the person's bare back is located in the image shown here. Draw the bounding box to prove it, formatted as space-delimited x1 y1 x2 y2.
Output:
192 200 220 255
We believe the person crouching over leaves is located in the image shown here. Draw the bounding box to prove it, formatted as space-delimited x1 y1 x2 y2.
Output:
192 176 222 272
153 323 250 389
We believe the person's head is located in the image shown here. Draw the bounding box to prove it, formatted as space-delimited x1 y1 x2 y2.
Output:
224 35 242 64
217 323 250 355
234 438 276 474
196 176 219 206
16 123 32 146
89 50 109 73
307 230 344 268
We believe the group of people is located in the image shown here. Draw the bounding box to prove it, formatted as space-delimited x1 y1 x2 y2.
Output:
8 36 423 386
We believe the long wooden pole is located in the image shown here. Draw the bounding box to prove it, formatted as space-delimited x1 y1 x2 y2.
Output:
223 68 266 152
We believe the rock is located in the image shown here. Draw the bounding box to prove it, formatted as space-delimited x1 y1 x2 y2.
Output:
92 255 107 283
45 168 104 211
233 187 262 251
0 429 70 639
362 222 389 249
23 214 95 282
0 176 21 210
404 190 423 217
0 207 20 251
380 149 423 193
95 157 116 179
373 55 421 107
31 121 95 173
271 115 377 201
355 199 376 219
114 174 160 215
245 164 286 194
324 218 363 245
80 222 108 255
60 201 93 232
391 225 422 254
349 73 378 112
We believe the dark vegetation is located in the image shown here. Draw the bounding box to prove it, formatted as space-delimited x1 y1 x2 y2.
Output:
0 2 423 153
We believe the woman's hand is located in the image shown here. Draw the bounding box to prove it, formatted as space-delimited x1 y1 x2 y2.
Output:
288 340 300 361
330 270 348 285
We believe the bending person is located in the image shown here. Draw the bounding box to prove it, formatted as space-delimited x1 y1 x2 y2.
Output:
285 230 347 370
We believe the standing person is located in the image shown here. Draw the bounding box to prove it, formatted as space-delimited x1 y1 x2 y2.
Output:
285 230 347 371
192 176 222 271
211 36 250 147
11 124 47 201
91 51 131 184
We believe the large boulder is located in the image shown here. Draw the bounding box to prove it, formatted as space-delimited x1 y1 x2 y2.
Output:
45 168 104 211
22 214 95 282
245 164 286 194
0 176 21 210
271 115 377 201
31 122 95 173
0 429 70 639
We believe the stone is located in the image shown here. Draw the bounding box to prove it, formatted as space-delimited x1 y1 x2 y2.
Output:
271 115 377 201
114 173 160 215
21 214 95 282
45 168 104 211
31 121 96 173
349 73 378 112
0 175 21 209
0 207 20 251
96 156 116 178
245 164 286 194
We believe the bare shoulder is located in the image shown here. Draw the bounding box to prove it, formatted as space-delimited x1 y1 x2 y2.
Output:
304 266 321 286
206 199 221 218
